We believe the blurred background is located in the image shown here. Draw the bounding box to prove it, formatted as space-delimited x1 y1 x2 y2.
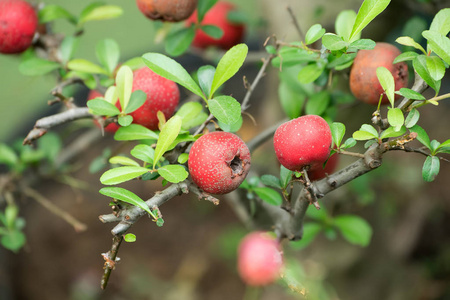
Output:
1 0 450 299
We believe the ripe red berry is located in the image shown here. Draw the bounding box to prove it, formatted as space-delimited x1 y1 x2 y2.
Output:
274 115 332 172
188 131 250 194
136 0 197 22
130 67 180 130
185 1 245 50
87 90 120 133
350 42 409 105
308 153 339 181
237 232 283 286
0 0 38 54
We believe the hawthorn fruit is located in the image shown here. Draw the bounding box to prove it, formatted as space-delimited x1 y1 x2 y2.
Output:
136 0 197 22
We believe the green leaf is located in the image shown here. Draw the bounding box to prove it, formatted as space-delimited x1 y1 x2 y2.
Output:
115 65 134 111
153 116 182 168
331 122 346 148
322 33 348 51
208 95 241 125
353 131 377 141
396 88 426 100
60 36 80 64
178 153 189 164
38 4 77 24
100 166 149 185
280 165 293 189
430 140 441 154
78 4 123 25
198 0 218 21
0 144 18 166
5 205 18 229
305 24 326 45
157 164 188 183
260 174 282 189
65 71 96 89
104 86 118 105
409 125 431 149
124 90 146 114
349 0 391 41
361 124 379 136
254 187 283 206
175 102 205 129
19 58 60 76
341 137 357 149
429 8 450 36
210 44 248 97
326 53 357 69
404 108 420 128
413 55 441 93
437 139 450 152
423 30 450 65
122 57 145 70
167 133 197 151
217 116 243 133
380 126 406 139
1 230 26 252
349 39 376 50
201 25 224 39
425 55 446 81
114 124 159 141
335 215 372 246
109 156 140 167
290 222 322 250
182 111 209 130
335 10 357 41
298 63 325 84
387 108 404 131
197 65 215 99
67 59 108 75
124 233 136 242
87 99 120 116
130 144 155 164
305 91 330 116
422 156 440 182
165 26 195 57
96 39 120 75
393 51 419 63
395 36 426 54
376 66 395 107
142 53 204 99
99 186 154 217
278 82 305 119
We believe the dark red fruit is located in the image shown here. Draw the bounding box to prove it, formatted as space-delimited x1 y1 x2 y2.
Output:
136 0 197 22
87 90 120 133
185 1 245 50
188 131 250 194
308 153 339 181
350 42 409 105
0 0 38 54
237 232 283 286
274 115 332 172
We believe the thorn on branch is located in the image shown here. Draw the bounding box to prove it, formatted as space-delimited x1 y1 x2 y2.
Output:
101 235 123 290
188 183 220 205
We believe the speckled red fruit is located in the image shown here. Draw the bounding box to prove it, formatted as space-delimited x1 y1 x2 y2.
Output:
130 67 179 130
0 0 38 54
350 42 409 105
136 0 197 22
274 115 332 172
188 131 250 194
185 1 244 50
87 90 120 133
308 153 339 181
237 232 283 286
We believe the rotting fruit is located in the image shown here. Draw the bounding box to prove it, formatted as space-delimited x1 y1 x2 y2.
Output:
136 0 197 22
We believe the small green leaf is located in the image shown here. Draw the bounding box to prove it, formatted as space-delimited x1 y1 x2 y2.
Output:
395 36 426 54
0 144 18 166
157 164 188 183
182 112 209 130
208 95 241 125
260 175 282 189
335 10 357 41
322 33 348 51
165 26 195 57
341 137 357 149
335 215 372 246
38 4 77 24
167 133 197 151
409 125 431 149
305 91 330 116
60 36 79 64
425 55 446 81
349 0 391 41
78 4 123 25
305 24 326 45
396 88 426 100
430 140 441 154
376 66 395 107
298 63 325 84
210 44 248 97
114 124 158 141
175 102 206 130
422 156 440 182
413 55 441 93
124 90 146 114
437 139 450 152
100 166 149 185
122 57 145 70
387 108 404 131
422 30 450 65
197 0 218 21
109 156 139 167
349 38 376 50
67 59 108 75
278 82 305 119
280 165 293 189
178 153 189 164
201 25 224 39
115 65 134 111
19 58 61 76
96 39 120 75
380 126 406 139
429 8 450 36
290 222 322 250
124 233 136 242
361 124 379 136
87 99 120 116
217 116 243 133
331 122 346 148
1 230 26 252
393 51 419 63
254 187 283 206
142 53 204 99
156 218 164 227
153 116 182 168
353 131 377 141
99 186 155 217
197 65 215 99
405 108 420 128
130 144 155 164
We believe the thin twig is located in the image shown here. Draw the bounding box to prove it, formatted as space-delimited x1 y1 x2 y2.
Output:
337 149 365 158
188 183 220 205
101 235 123 290
286 6 304 41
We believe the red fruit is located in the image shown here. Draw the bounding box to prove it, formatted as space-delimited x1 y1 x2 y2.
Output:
308 153 339 181
130 67 180 130
274 115 332 172
188 131 250 194
0 0 38 54
87 90 120 133
185 1 245 50
136 0 197 22
350 42 409 105
237 232 283 286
